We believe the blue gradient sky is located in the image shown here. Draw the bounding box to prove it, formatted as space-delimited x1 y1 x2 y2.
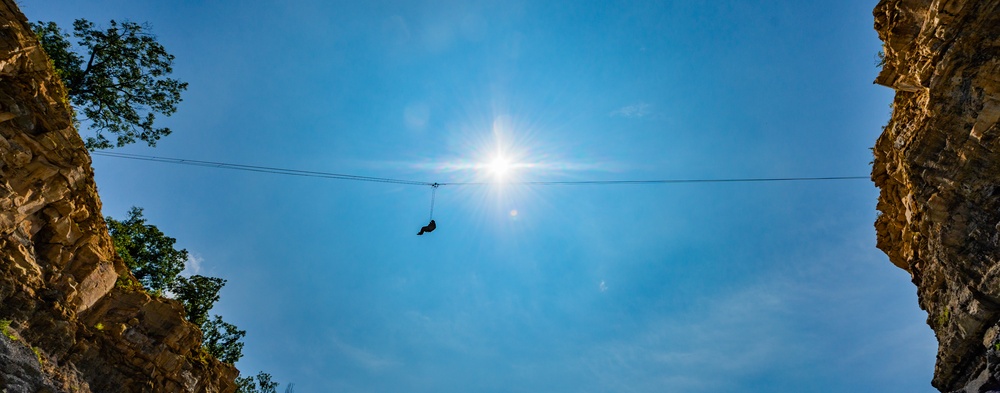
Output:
24 0 935 391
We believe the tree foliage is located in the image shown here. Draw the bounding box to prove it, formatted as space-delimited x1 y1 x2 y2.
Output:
236 372 279 393
31 19 187 150
106 207 186 294
106 207 248 366
202 315 246 364
172 275 225 327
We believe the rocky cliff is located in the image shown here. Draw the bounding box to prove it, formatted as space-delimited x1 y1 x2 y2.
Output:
0 1 238 391
872 0 1000 391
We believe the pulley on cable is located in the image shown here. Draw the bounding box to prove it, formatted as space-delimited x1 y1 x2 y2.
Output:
417 183 439 235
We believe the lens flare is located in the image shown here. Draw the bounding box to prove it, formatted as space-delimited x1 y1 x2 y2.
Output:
488 156 512 178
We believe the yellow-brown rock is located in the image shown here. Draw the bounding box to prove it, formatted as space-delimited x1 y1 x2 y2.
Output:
873 0 1000 390
0 0 238 391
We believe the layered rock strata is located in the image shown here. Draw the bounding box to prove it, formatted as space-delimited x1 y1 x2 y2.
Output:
872 0 1000 391
0 0 238 391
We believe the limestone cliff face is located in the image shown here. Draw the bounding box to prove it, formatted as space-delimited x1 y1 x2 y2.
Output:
0 1 238 391
872 0 1000 391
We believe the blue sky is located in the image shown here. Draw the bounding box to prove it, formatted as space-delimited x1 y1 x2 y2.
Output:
24 0 936 391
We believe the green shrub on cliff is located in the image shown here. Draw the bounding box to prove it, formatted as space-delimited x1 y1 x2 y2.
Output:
201 315 246 364
0 319 16 342
236 371 279 393
31 346 45 365
937 307 950 328
106 207 250 367
107 207 187 295
31 19 187 150
172 275 225 326
875 50 886 68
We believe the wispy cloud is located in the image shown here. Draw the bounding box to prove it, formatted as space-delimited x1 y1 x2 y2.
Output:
182 253 203 276
610 103 651 118
581 283 796 392
577 229 937 393
599 280 608 292
330 334 399 372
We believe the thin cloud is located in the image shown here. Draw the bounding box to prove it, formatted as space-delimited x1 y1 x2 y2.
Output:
182 253 203 276
330 334 399 372
582 284 794 392
610 103 651 118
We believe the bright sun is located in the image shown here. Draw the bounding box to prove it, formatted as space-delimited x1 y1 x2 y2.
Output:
488 156 512 178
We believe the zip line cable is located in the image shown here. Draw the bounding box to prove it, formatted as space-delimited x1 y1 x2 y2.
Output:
91 151 869 188
91 151 431 186
436 177 869 186
429 183 439 220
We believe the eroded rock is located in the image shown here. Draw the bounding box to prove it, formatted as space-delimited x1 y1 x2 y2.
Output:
873 0 1000 391
0 0 238 391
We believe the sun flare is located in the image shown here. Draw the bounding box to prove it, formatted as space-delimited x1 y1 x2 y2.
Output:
488 156 512 178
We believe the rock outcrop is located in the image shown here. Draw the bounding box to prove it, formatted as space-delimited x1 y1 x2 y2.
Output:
872 0 1000 391
0 0 238 391
0 332 61 392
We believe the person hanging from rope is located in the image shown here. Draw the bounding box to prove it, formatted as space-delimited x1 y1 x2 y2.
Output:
417 219 436 235
418 183 440 235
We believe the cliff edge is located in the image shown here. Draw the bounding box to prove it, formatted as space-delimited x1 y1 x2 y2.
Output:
0 0 238 391
872 0 1000 391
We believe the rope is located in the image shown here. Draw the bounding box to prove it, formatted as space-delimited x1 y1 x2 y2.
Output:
436 176 869 186
429 183 439 220
90 151 432 186
91 151 869 187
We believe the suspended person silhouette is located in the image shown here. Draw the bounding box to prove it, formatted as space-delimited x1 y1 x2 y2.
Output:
417 220 436 235
418 184 440 235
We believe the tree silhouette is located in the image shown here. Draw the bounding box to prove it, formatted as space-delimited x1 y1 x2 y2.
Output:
32 19 187 150
172 275 225 326
202 315 246 364
106 207 186 295
236 372 279 393
107 207 248 367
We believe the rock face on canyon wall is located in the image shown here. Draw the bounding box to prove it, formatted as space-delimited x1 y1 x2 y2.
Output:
0 0 238 391
872 0 1000 391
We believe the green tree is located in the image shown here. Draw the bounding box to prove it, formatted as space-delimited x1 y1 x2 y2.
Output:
106 207 186 294
172 275 225 326
31 19 188 150
106 207 252 372
202 315 246 364
236 371 279 393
